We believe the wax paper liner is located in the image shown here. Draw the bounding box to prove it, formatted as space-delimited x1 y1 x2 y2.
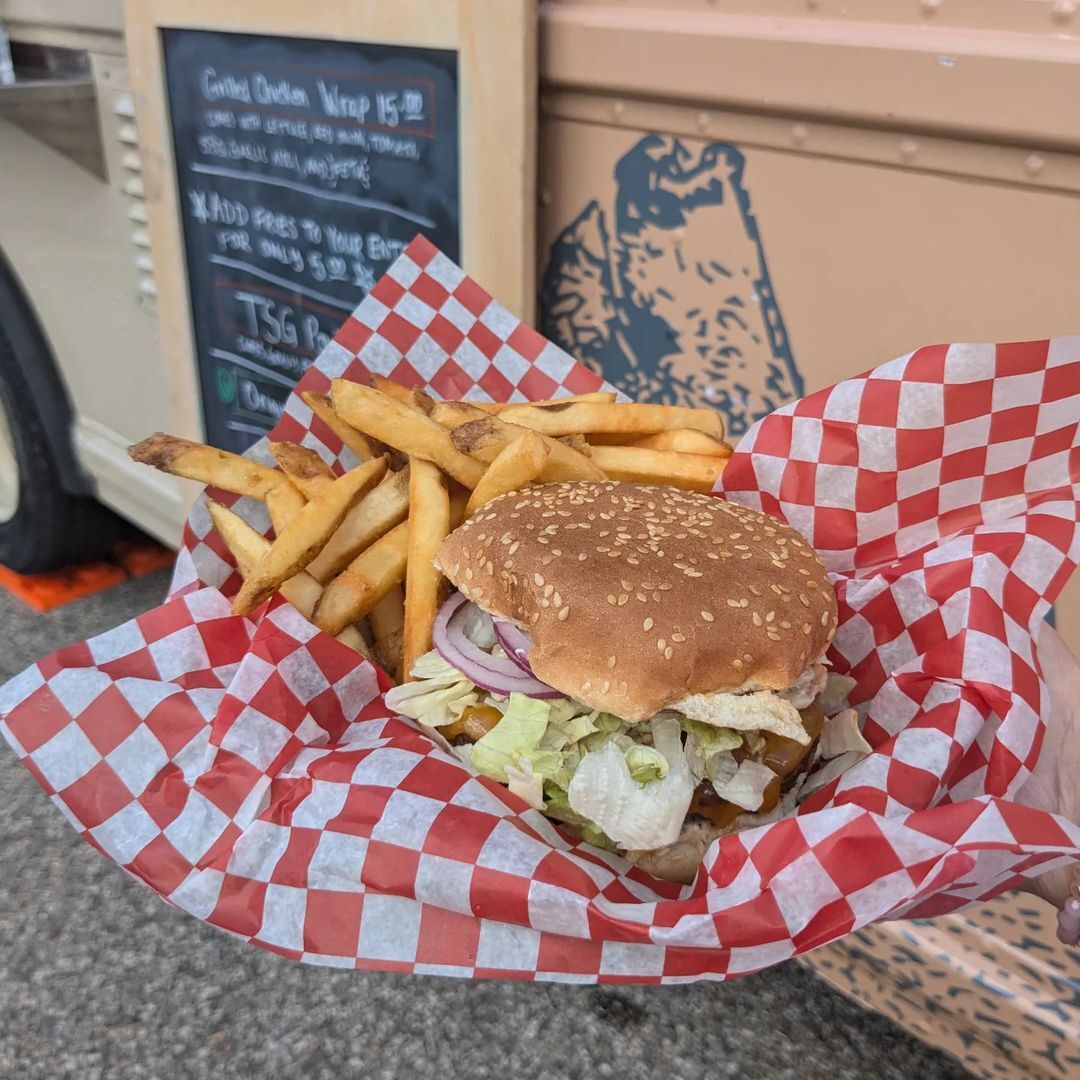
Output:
3 237 1080 984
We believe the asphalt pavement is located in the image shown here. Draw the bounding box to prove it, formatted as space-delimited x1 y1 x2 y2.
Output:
0 568 973 1079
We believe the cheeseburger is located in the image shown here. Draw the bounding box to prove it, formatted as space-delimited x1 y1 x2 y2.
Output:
386 480 866 882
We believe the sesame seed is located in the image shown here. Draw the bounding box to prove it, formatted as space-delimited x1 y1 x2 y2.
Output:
643 617 654 631
701 611 714 622
780 620 791 629
821 611 830 625
465 568 474 580
664 646 673 660
607 656 616 669
601 680 611 694
582 681 592 692
558 606 570 621
671 633 686 643
617 594 628 606
802 623 812 634
752 612 762 626
607 595 617 606
658 638 667 652
544 584 554 598
534 573 545 587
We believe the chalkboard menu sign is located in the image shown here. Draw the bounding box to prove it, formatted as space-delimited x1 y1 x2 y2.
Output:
161 29 460 451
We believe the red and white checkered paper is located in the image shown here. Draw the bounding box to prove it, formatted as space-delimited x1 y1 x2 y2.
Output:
3 236 1080 984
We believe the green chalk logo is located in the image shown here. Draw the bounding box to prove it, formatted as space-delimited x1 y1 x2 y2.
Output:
215 367 236 404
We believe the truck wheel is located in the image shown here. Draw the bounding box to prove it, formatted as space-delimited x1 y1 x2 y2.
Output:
0 328 132 574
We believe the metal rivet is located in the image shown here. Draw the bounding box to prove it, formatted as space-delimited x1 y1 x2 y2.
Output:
612 99 625 118
791 123 809 145
539 190 552 207
1052 1 1077 22
921 0 943 11
1025 154 1046 177
899 139 918 160
696 111 710 130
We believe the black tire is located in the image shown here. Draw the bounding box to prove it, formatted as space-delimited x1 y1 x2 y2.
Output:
0 317 134 574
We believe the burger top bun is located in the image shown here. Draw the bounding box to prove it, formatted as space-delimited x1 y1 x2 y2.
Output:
436 481 837 722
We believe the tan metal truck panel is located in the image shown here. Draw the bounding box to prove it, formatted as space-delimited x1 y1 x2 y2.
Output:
537 3 1080 1071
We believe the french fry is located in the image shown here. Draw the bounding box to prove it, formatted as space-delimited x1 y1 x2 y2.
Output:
306 467 410 583
403 459 451 678
207 500 372 659
269 442 336 499
448 483 470 529
207 499 268 578
558 433 593 456
449 415 603 482
370 372 431 408
428 399 488 430
495 401 724 439
233 456 388 614
129 433 281 497
332 381 485 488
336 625 375 662
265 478 307 533
465 391 617 412
301 390 375 460
313 521 410 636
630 429 734 456
370 584 405 682
465 431 549 516
588 446 727 493
370 376 437 420
448 418 505 462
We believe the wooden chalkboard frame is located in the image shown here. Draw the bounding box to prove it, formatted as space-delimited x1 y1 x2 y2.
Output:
126 0 536 442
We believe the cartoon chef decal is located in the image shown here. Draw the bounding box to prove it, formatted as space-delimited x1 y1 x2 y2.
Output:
541 135 802 437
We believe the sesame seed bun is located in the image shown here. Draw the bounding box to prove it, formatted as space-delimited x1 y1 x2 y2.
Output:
435 481 837 722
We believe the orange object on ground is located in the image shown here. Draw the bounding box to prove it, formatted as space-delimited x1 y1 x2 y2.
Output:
0 541 174 613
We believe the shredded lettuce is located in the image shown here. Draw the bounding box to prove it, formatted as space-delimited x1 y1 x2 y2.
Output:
384 651 478 727
468 693 552 782
543 786 617 851
623 743 669 783
566 716 694 851
682 718 742 781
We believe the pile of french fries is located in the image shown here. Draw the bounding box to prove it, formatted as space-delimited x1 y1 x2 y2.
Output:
129 378 732 683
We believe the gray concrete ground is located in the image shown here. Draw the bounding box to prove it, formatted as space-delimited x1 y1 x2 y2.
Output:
0 570 972 1079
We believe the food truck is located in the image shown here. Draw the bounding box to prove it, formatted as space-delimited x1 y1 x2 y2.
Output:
0 3 1077 1073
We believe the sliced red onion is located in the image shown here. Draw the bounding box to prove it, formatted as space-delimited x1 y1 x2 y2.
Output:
492 618 535 675
434 593 560 699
